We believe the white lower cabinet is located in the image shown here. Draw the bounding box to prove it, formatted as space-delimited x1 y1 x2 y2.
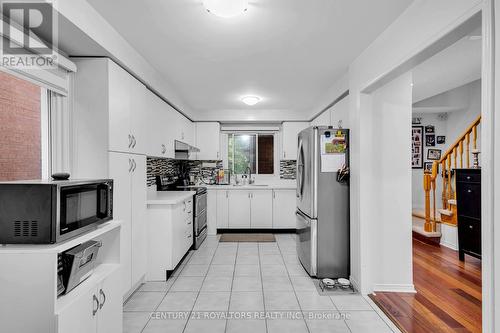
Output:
216 190 229 228
109 152 147 297
228 191 251 228
212 188 297 230
58 267 122 333
250 191 273 228
272 190 297 228
147 197 194 281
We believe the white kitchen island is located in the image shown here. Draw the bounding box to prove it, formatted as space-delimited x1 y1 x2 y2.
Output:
146 191 195 281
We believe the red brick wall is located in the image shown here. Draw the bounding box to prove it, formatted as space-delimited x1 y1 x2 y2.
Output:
0 71 41 181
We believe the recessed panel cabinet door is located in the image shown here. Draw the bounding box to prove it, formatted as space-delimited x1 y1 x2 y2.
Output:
251 191 273 228
131 155 147 286
228 191 251 228
272 190 297 228
108 152 132 296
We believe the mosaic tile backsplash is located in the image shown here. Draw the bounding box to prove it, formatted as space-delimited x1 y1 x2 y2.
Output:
147 158 297 186
146 157 222 187
280 160 297 179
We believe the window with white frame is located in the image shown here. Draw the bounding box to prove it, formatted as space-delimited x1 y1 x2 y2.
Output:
227 133 275 175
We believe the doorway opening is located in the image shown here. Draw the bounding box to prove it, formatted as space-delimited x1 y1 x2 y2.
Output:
369 15 483 333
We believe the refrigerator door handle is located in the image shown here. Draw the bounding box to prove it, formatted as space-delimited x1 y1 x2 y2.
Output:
297 140 305 199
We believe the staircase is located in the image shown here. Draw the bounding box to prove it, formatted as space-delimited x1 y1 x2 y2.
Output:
417 115 481 236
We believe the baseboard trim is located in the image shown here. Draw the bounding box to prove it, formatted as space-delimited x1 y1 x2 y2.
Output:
217 228 296 234
373 283 416 293
349 275 361 293
440 240 458 251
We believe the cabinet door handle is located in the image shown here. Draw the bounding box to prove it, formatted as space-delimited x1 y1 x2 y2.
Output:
132 135 137 148
467 189 472 193
161 144 166 154
128 134 132 148
183 201 187 211
273 191 276 199
131 159 137 172
226 191 228 198
284 151 286 159
128 158 133 172
92 294 100 316
99 289 106 309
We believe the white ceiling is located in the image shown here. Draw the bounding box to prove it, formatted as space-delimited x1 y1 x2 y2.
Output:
412 32 482 104
86 0 413 117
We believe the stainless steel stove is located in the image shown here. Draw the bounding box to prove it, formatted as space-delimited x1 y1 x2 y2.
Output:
156 175 207 249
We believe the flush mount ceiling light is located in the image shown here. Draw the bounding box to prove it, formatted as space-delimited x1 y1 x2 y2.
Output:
203 0 248 18
241 95 261 106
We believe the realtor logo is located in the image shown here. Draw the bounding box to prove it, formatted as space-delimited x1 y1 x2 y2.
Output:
1 0 57 68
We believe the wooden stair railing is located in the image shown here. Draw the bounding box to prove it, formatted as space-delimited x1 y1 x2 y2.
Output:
423 115 481 232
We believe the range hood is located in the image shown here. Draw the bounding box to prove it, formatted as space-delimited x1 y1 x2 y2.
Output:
175 140 200 159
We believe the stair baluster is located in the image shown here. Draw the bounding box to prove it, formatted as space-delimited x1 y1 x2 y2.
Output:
422 116 481 230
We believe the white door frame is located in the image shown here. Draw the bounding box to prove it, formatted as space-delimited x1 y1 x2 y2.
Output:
357 2 495 331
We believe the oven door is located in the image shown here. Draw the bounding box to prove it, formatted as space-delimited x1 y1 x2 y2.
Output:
58 182 112 241
195 192 207 216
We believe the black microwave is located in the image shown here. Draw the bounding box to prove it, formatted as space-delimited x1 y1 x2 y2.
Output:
0 179 113 244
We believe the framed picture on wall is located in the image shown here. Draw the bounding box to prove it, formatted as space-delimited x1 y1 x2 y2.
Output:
412 126 423 169
427 149 442 160
424 162 434 172
437 136 446 144
425 125 435 134
426 134 436 147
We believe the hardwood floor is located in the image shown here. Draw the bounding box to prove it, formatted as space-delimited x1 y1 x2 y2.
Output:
370 238 482 333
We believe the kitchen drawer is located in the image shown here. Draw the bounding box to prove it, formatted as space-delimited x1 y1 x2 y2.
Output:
458 216 481 257
185 199 193 212
456 171 481 183
456 183 481 219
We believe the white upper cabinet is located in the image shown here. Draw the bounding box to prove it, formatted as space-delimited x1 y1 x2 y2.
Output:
128 79 149 154
146 91 174 158
108 61 132 153
282 122 309 160
195 122 220 160
108 61 149 154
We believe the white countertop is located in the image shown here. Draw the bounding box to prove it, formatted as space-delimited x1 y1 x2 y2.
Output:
147 190 196 205
197 180 296 190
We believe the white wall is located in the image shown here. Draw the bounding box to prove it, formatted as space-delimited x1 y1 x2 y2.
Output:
347 0 482 294
369 72 414 292
330 96 350 129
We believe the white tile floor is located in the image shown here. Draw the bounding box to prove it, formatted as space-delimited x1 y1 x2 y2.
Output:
124 234 398 333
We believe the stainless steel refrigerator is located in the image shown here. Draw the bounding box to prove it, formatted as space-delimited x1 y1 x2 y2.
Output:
296 126 350 278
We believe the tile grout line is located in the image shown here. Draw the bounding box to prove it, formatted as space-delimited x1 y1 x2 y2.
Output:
257 241 269 333
277 233 313 333
137 250 191 333
223 241 238 333
181 239 222 333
